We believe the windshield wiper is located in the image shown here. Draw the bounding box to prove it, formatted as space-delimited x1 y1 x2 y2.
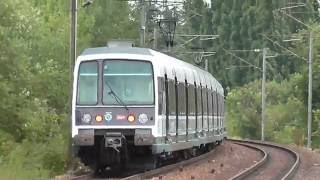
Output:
105 81 129 111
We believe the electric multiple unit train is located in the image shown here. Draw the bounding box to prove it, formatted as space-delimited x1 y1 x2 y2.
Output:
71 43 226 171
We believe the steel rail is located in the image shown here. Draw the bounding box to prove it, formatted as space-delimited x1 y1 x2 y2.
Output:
227 139 300 180
122 144 220 180
70 173 93 180
228 142 268 180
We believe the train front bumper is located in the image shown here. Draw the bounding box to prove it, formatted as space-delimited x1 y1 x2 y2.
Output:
72 128 155 146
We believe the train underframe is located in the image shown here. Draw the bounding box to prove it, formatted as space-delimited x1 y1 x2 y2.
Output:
73 129 224 173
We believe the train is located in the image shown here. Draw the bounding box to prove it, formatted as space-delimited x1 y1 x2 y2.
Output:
71 42 226 172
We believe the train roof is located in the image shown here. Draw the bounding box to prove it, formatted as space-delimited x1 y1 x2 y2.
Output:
78 47 224 95
81 47 152 56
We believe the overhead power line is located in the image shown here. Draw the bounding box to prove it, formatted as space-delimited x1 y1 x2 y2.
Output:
260 33 308 62
222 48 262 71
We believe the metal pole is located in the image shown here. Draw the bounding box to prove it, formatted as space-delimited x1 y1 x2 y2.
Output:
140 0 146 47
68 0 77 169
205 59 208 71
307 32 313 149
153 27 157 49
71 0 77 65
261 48 267 141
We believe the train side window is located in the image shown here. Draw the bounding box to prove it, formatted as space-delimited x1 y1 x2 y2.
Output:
208 88 213 128
158 77 165 115
213 91 217 116
219 94 222 116
211 90 214 117
185 80 188 116
168 79 176 115
188 84 196 116
217 92 220 127
198 84 203 131
223 96 225 116
208 88 212 116
164 74 169 136
219 95 221 116
202 86 208 116
175 77 178 116
194 82 198 130
221 95 224 116
178 81 186 115
197 85 202 117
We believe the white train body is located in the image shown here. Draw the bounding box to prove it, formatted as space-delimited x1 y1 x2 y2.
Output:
71 46 225 167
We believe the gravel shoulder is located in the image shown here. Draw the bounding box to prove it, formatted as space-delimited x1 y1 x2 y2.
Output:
150 142 262 180
291 146 320 180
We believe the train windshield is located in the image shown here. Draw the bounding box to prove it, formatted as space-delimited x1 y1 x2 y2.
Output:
103 60 154 105
77 61 98 105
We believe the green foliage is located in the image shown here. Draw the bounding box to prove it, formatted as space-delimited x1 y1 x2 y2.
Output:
226 80 262 139
83 0 139 48
0 0 140 178
0 137 67 179
179 0 320 149
227 74 307 144
178 0 315 88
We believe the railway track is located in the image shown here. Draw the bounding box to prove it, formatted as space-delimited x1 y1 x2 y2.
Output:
70 142 222 180
229 139 300 180
122 143 220 180
69 139 300 180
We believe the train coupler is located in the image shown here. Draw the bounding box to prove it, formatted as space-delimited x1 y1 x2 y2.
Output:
104 132 125 152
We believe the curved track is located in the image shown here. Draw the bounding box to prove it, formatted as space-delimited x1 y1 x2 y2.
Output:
70 143 221 180
228 139 300 180
122 144 220 180
69 139 299 180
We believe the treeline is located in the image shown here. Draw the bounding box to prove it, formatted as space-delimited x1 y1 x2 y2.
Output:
179 0 317 87
176 0 320 148
0 0 138 178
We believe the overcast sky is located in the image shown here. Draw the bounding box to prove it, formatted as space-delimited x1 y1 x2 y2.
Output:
203 0 211 8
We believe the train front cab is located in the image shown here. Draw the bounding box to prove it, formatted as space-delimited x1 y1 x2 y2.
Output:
72 58 157 168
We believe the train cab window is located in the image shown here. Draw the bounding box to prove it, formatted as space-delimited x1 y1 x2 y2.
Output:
103 60 154 105
77 61 98 105
168 79 176 115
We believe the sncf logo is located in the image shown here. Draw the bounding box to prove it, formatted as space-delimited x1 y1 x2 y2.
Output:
116 115 126 120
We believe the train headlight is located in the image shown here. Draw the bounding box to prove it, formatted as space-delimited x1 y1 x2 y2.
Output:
138 113 148 124
82 114 92 124
127 114 135 123
95 115 103 122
